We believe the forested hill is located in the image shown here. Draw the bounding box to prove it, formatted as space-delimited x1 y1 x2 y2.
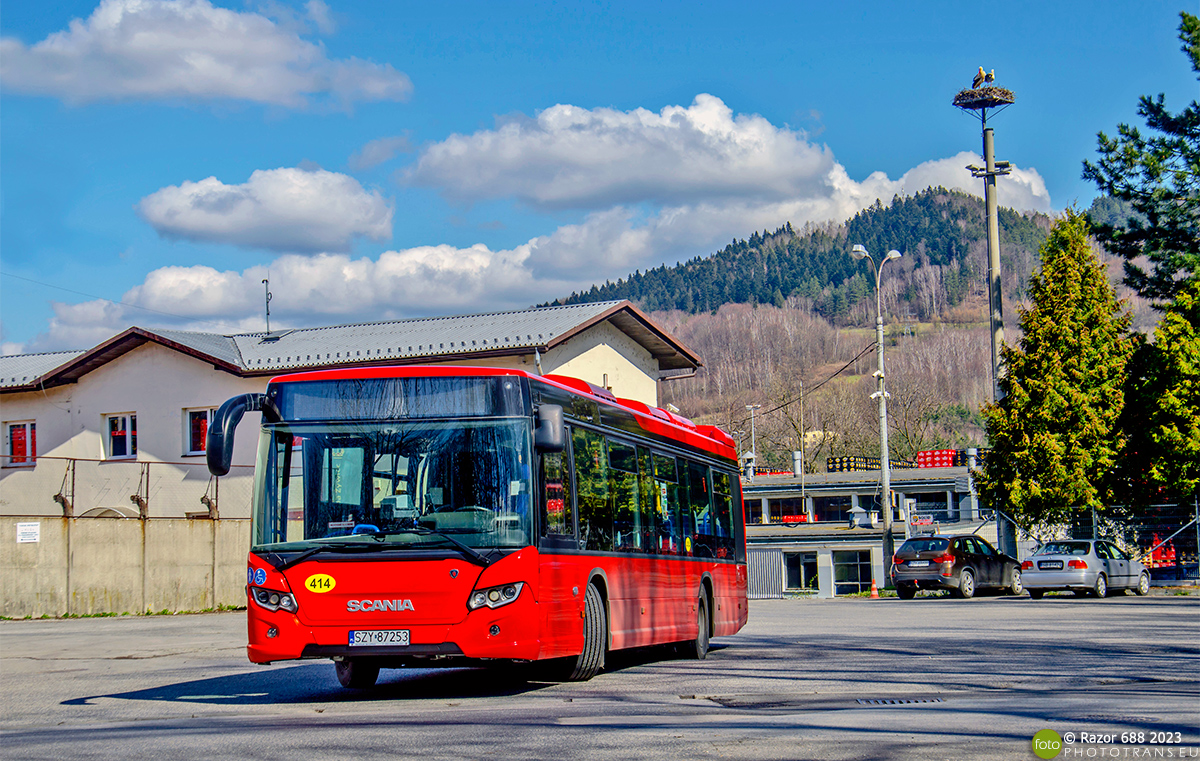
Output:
545 188 1052 323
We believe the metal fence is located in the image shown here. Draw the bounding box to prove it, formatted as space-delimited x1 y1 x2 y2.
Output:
1 456 260 617
1007 501 1200 582
0 456 254 519
747 549 785 599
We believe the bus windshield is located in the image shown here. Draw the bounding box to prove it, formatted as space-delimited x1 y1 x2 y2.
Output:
251 418 533 553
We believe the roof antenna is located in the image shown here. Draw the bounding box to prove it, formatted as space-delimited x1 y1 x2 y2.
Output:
262 276 272 334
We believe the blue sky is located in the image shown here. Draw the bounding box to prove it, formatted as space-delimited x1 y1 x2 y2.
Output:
0 0 1193 353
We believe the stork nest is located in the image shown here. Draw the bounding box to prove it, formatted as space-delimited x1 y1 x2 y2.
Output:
953 86 1015 109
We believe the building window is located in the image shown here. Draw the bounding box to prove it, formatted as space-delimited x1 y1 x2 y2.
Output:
785 552 818 592
769 497 809 524
813 495 852 523
5 421 36 466
106 413 137 459
833 550 873 595
185 408 216 456
743 498 763 525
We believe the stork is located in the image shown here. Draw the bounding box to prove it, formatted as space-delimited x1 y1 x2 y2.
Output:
972 66 986 89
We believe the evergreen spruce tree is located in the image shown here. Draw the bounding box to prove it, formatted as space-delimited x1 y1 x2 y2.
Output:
1119 281 1200 501
977 211 1134 530
1082 11 1200 304
1145 282 1200 495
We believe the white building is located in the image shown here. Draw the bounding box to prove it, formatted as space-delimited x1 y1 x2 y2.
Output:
1 300 700 519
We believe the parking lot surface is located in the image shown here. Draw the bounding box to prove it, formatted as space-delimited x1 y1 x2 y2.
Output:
2 593 1197 760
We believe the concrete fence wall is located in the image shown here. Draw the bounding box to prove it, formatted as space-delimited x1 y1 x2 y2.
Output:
1 516 250 618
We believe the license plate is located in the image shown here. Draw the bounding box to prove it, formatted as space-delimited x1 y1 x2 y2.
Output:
907 560 930 568
349 629 410 646
1038 560 1063 570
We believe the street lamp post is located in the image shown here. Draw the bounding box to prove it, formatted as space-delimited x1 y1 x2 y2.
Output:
850 244 902 569
745 404 762 479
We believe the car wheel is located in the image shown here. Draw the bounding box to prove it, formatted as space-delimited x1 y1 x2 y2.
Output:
335 658 380 689
957 569 976 599
1134 572 1150 596
1008 568 1023 596
896 585 916 600
1028 589 1044 600
1093 574 1108 598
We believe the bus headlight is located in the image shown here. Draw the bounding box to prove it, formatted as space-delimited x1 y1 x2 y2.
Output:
251 586 298 613
467 582 524 610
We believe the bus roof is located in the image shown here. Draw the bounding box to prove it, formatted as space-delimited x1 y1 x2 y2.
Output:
266 365 737 462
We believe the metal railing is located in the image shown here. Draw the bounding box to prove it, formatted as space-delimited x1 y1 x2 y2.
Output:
1 455 254 520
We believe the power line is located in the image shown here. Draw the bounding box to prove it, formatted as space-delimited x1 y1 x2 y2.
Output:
730 340 877 429
0 270 234 331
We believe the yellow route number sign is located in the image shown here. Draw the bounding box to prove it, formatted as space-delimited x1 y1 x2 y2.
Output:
305 574 336 593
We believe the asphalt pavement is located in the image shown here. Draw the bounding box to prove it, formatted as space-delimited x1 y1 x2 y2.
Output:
2 591 1197 760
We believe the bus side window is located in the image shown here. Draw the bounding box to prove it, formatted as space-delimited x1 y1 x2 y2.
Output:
651 452 679 554
712 470 735 559
636 447 657 554
683 459 713 557
572 427 611 551
608 439 639 553
540 450 574 538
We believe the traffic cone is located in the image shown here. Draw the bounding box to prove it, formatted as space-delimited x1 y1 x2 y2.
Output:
870 579 880 599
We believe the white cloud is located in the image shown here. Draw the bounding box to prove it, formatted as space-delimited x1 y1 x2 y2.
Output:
348 135 412 171
19 95 1055 352
21 246 550 352
518 154 1051 279
0 0 410 107
304 1 336 35
406 94 838 210
404 94 1051 220
137 167 394 252
889 151 1052 214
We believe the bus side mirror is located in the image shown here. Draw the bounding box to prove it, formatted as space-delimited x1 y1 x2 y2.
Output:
534 404 564 453
207 393 281 476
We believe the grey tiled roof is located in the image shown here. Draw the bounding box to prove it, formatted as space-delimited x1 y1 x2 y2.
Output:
230 302 622 373
2 301 652 390
150 328 244 367
0 351 85 389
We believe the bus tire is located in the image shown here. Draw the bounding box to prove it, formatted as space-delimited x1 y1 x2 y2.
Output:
564 583 607 681
678 594 710 660
335 658 380 689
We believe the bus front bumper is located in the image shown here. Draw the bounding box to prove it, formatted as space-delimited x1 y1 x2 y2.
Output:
247 594 543 664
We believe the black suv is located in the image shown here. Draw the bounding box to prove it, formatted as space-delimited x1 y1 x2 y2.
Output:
891 535 1023 599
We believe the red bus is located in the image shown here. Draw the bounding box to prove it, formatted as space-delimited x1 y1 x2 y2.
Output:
207 366 748 687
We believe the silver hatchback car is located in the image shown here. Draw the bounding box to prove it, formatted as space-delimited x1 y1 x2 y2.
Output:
1021 539 1151 599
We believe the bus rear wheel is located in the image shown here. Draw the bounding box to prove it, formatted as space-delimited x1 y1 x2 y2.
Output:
335 658 380 689
678 594 710 660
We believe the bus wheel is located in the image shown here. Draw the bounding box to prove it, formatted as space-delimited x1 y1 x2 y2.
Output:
335 658 380 688
566 583 607 681
678 594 710 660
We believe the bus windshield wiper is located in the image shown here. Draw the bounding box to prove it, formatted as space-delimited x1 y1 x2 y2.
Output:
274 541 386 572
361 528 492 567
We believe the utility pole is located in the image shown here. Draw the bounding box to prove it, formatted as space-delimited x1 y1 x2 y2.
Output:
954 71 1014 404
745 404 761 480
850 245 902 568
799 379 805 509
955 69 1017 556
